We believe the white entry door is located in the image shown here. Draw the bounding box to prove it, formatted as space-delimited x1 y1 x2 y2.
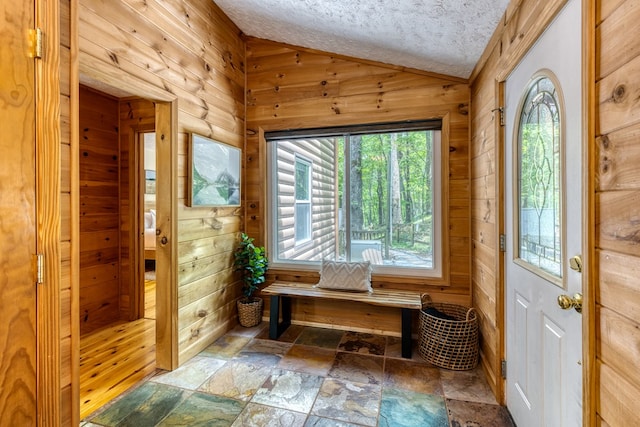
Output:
504 0 583 425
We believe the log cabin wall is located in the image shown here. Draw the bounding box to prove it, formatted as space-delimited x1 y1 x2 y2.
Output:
78 0 246 366
245 38 472 334
468 0 568 400
79 86 121 335
594 0 640 424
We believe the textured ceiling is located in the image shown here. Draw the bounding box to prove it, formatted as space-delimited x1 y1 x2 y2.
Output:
214 0 511 78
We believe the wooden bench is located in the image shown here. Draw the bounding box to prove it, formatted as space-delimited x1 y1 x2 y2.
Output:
261 281 422 358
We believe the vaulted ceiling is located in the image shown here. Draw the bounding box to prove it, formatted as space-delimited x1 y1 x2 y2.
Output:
214 0 511 78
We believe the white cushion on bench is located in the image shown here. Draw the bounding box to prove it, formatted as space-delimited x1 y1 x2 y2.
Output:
316 260 372 292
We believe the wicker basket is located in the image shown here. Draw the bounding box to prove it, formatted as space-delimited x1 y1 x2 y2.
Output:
418 294 479 370
237 298 263 327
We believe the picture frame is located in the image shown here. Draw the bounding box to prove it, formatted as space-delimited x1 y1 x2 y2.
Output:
188 133 241 207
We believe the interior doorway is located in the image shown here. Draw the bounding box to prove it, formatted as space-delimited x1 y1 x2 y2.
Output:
77 84 170 419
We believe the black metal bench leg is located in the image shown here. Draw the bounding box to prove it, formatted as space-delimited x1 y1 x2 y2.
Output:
269 295 292 340
401 308 412 358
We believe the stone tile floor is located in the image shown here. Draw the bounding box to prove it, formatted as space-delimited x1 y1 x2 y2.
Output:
81 323 515 427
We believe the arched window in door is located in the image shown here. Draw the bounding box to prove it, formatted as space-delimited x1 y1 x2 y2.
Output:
516 73 563 280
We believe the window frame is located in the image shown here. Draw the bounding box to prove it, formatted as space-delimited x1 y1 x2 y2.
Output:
293 155 313 245
266 120 445 280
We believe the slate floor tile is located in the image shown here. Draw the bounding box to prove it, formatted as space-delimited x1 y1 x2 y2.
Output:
198 361 272 402
311 378 381 427
338 331 387 355
439 367 498 404
231 403 307 427
383 358 443 395
151 356 226 390
446 398 516 427
200 335 251 359
295 327 345 349
328 352 384 385
278 344 336 377
90 382 185 427
157 392 245 426
378 388 448 427
251 369 323 413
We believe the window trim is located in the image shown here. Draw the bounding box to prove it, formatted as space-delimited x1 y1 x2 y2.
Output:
294 155 312 245
266 119 447 280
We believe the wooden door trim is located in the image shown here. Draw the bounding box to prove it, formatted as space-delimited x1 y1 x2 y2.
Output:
155 101 178 370
496 80 506 405
131 124 156 321
36 0 61 424
582 0 596 424
70 0 80 424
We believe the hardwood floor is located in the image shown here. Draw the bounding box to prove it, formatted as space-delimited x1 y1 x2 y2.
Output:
145 279 156 320
79 318 156 419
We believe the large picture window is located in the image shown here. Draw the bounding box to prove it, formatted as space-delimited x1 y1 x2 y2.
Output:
267 120 442 277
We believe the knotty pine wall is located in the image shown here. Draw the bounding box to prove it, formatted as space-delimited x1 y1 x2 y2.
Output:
78 0 245 366
79 86 121 335
246 38 472 334
594 0 640 424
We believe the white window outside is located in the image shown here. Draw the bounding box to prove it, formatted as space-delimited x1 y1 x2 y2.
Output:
267 121 443 278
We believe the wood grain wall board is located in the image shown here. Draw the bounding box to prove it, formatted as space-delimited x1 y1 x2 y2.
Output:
178 303 236 364
597 306 640 389
178 269 236 308
596 122 640 191
177 216 241 243
78 2 244 91
177 284 239 331
178 251 234 285
596 190 640 256
79 85 121 334
597 52 640 136
597 0 626 24
177 233 238 264
597 249 640 321
598 361 640 425
597 0 640 79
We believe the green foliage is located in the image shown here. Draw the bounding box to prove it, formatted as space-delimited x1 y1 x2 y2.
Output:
234 233 268 300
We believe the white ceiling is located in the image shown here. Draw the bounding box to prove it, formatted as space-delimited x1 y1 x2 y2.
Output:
214 0 511 78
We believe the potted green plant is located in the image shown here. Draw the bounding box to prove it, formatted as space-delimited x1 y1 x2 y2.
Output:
234 233 268 327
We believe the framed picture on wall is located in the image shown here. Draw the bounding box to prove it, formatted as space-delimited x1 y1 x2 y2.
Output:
188 133 241 207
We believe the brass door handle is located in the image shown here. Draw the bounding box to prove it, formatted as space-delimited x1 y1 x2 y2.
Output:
557 293 583 313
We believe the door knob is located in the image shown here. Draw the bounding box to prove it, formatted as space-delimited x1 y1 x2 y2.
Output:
557 293 583 313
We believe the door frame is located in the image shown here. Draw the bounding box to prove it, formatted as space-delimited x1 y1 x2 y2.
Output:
37 0 63 423
494 0 596 423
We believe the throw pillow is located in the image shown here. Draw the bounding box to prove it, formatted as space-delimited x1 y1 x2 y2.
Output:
316 260 372 292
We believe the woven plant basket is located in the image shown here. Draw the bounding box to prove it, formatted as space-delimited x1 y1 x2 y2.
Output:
418 294 479 370
237 297 263 327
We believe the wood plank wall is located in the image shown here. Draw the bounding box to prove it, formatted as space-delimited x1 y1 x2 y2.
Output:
595 0 640 424
245 38 472 334
78 0 246 365
468 0 567 400
79 86 121 335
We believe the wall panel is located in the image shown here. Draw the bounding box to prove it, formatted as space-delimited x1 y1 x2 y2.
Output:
595 0 640 422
